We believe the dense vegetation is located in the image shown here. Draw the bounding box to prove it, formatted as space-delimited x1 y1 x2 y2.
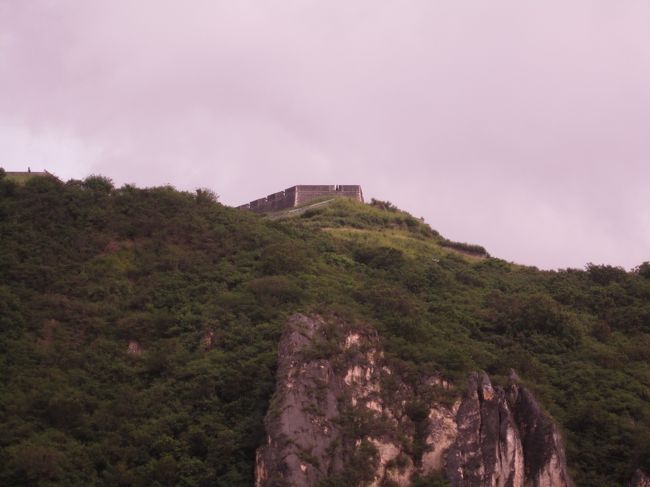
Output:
0 171 648 486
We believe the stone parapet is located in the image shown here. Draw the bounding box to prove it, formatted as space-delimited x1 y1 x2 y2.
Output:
238 184 363 213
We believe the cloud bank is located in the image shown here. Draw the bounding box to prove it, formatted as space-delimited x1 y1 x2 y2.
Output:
1 0 649 269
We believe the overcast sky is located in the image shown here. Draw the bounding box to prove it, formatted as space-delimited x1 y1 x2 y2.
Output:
1 1 649 270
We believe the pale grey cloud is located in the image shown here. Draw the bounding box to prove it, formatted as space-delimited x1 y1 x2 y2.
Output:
1 0 649 269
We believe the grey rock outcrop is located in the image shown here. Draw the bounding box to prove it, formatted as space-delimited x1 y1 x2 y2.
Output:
446 372 524 487
631 470 650 487
256 314 573 487
255 314 419 487
447 372 572 487
255 314 344 487
507 379 573 487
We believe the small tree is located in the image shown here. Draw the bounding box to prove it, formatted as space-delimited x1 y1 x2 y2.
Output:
634 262 650 279
82 175 114 193
195 188 219 204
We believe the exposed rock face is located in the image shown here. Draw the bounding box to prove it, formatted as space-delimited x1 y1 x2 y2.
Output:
446 372 524 487
256 314 573 487
255 314 417 487
127 340 142 355
631 470 650 487
200 330 215 350
255 314 344 487
421 400 459 474
507 379 573 487
446 373 572 487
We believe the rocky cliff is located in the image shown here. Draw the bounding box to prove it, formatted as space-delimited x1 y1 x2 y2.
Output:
446 372 573 487
255 314 574 487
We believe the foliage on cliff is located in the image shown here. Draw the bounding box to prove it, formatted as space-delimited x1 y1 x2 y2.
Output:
0 172 648 486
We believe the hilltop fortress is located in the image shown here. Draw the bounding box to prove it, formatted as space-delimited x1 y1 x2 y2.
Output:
238 185 364 213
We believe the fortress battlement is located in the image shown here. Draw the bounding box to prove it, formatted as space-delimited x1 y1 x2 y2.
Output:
237 185 363 213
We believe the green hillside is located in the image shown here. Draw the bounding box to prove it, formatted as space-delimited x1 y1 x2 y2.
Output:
0 171 648 486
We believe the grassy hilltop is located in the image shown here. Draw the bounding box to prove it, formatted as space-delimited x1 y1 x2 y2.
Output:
0 172 649 486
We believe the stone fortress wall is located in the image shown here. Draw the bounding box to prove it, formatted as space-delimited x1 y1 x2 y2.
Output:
238 185 363 213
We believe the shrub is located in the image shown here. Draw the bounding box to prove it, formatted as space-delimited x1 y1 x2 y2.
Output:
482 292 582 346
634 262 650 279
4 441 66 482
247 276 305 306
82 175 114 193
195 188 219 204
439 238 488 256
260 241 312 275
353 245 405 270
370 198 398 212
585 263 627 285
